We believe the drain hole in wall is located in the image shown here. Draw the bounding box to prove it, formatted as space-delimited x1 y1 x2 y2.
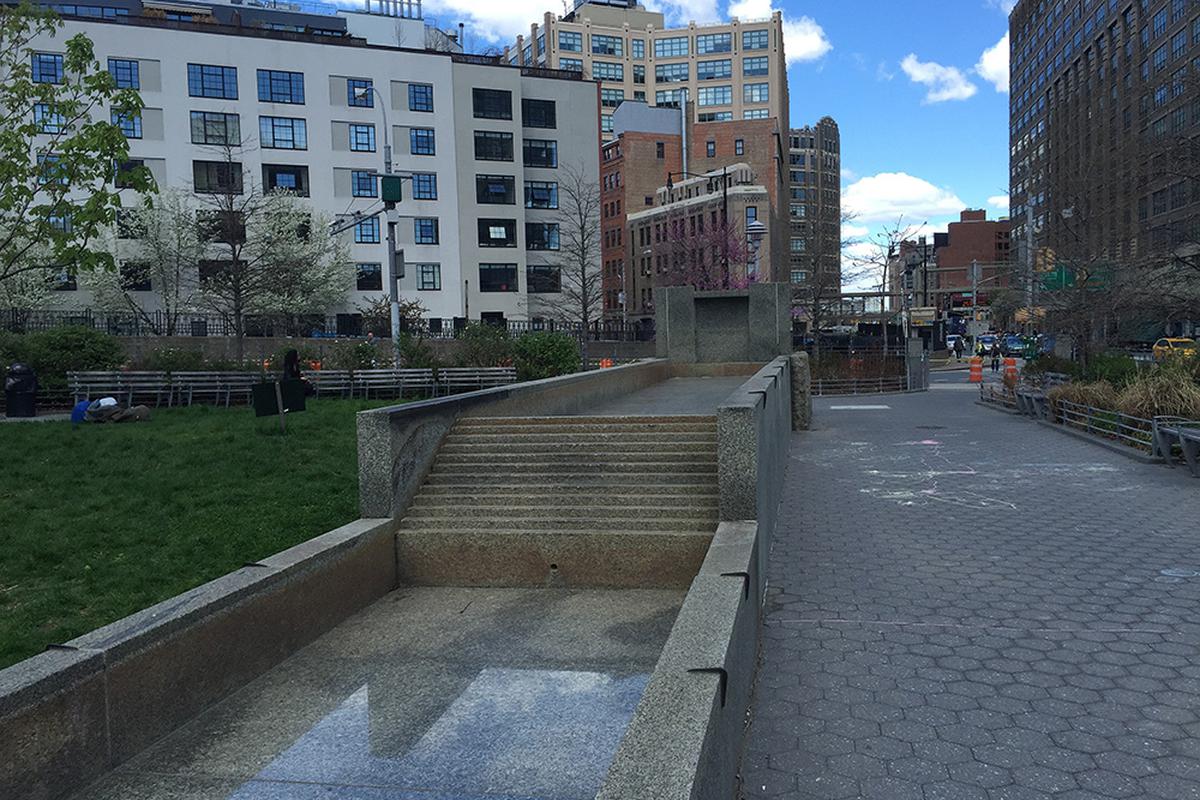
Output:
550 563 559 570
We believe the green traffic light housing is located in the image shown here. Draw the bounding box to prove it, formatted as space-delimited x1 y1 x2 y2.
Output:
381 175 403 203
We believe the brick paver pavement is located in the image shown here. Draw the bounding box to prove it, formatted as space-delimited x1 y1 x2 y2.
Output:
740 373 1200 800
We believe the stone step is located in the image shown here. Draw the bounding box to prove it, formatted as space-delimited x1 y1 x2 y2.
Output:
405 502 719 520
418 483 718 497
411 492 720 507
423 472 718 486
398 516 716 532
434 452 716 467
444 431 718 445
456 415 717 426
449 422 718 436
444 441 715 453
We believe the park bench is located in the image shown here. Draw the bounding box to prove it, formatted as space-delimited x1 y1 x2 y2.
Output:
69 371 171 407
1153 417 1200 477
170 372 263 407
1016 371 1071 419
436 366 517 395
309 370 353 398
354 368 436 399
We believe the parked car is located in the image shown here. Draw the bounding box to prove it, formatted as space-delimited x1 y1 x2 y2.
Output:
1153 338 1197 362
975 334 998 355
1001 334 1027 357
946 334 964 353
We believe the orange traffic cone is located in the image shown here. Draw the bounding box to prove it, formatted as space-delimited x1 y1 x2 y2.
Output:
969 357 983 383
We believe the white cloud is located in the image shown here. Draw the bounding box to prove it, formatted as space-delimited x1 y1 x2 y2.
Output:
988 194 1010 211
900 54 978 104
876 61 895 82
840 167 857 183
986 0 1018 13
727 0 831 64
843 172 966 223
976 32 1009 93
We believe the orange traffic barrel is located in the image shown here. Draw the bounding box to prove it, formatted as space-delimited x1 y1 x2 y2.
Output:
1003 357 1018 380
599 358 614 369
969 357 983 383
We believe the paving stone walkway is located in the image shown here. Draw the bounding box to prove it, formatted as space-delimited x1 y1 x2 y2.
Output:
740 373 1200 800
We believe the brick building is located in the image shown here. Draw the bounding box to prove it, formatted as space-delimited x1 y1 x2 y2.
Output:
935 210 1012 309
787 117 842 287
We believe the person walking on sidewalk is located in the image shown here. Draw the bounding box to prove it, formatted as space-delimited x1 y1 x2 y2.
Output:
990 342 1002 373
953 337 964 362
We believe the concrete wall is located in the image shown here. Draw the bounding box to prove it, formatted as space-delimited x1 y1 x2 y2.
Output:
0 518 396 800
655 284 792 363
596 521 761 800
357 359 672 517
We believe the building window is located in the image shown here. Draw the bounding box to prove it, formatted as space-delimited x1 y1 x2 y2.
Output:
527 264 561 293
697 59 732 81
414 217 439 244
523 138 558 167
111 110 141 138
654 36 689 58
735 138 744 156
745 205 757 225
790 269 807 284
349 123 376 152
559 57 583 73
408 83 434 112
34 104 65 134
592 61 624 81
476 174 516 204
473 88 513 120
522 98 557 129
257 69 305 104
114 159 143 189
631 38 645 59
409 127 435 155
259 116 307 149
411 172 438 199
525 180 558 209
417 263 441 290
107 58 139 89
119 261 151 292
601 88 625 108
1154 44 1168 72
187 63 238 98
351 170 376 197
32 53 64 84
655 63 689 83
743 108 769 119
356 262 382 291
526 222 560 250
1171 30 1187 60
742 29 769 50
559 30 582 51
655 89 684 106
479 263 518 292
474 130 513 161
355 216 380 243
347 78 373 107
790 203 805 218
634 90 646 101
193 160 243 194
743 55 768 76
656 142 665 159
697 85 732 106
50 267 77 291
592 34 623 56
190 111 240 145
695 33 732 54
790 237 806 253
744 82 769 103
263 164 309 195
478 218 517 247
633 65 646 86
706 140 716 157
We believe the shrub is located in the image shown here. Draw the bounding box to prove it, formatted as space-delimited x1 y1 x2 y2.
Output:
1116 364 1200 420
138 347 207 373
397 333 441 369
1046 381 1119 419
269 344 321 371
1024 353 1080 379
8 328 125 389
0 331 30 370
328 340 384 371
512 332 580 381
458 323 512 367
1082 351 1139 386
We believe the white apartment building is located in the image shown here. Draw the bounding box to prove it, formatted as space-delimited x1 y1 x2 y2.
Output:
22 1 600 328
503 0 789 139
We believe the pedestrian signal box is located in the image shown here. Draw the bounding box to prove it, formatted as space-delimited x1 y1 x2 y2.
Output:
381 175 403 203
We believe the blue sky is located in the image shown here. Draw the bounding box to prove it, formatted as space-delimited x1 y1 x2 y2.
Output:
418 0 1015 248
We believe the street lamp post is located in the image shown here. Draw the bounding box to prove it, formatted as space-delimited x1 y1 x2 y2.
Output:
666 167 729 286
355 85 401 343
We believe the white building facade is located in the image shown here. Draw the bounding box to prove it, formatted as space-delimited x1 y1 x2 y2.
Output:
25 4 600 327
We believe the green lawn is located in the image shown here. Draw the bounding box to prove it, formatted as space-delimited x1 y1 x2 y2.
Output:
0 399 395 669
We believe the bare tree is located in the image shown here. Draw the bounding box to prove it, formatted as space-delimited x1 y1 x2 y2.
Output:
538 163 602 364
793 210 867 356
657 208 751 290
852 217 925 358
190 145 352 361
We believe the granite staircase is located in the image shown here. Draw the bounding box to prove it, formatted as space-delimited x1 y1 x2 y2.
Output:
396 415 721 588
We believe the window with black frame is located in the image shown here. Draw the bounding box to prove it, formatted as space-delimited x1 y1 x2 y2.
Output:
478 218 517 247
474 131 514 161
526 264 561 293
479 263 518 292
472 88 512 119
476 175 516 204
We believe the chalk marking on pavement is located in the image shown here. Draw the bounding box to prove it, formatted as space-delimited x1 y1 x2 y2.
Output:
829 405 891 410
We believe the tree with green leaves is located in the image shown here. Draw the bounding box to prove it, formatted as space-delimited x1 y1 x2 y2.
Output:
0 2 151 296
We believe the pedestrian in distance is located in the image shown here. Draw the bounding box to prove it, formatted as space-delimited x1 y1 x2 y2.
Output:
990 342 1001 373
953 337 964 362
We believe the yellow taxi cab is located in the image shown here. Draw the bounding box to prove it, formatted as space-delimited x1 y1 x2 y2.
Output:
1152 337 1197 362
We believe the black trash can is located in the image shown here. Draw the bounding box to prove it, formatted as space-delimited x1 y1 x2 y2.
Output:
4 363 37 418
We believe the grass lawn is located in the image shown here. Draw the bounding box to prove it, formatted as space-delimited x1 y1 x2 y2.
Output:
0 399 397 669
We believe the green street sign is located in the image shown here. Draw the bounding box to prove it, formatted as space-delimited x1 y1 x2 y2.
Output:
381 175 403 203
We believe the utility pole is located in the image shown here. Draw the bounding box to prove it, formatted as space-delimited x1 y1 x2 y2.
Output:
1025 203 1036 335
356 85 402 342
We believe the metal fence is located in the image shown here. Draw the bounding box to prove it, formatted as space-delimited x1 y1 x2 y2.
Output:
1052 399 1154 452
812 375 910 396
0 309 650 342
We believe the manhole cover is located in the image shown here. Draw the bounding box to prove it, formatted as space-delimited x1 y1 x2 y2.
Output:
916 425 945 430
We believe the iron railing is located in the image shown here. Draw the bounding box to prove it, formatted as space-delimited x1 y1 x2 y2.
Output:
812 375 909 396
1051 399 1154 452
0 309 649 342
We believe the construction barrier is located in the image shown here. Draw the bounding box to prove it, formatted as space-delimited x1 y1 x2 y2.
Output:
969 357 983 383
1003 357 1018 383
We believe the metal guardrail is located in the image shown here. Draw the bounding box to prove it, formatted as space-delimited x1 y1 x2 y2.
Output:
979 382 1018 409
812 375 908 396
1051 399 1154 452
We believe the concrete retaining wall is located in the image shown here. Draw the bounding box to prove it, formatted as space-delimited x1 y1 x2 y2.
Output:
357 360 671 518
0 517 396 800
716 356 792 596
596 521 760 800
